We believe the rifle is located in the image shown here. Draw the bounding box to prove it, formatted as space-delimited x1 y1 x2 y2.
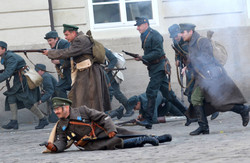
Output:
115 118 137 126
171 45 185 103
122 50 149 66
12 49 46 55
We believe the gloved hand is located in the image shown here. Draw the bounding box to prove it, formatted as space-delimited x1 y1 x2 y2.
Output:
46 142 57 152
108 131 116 138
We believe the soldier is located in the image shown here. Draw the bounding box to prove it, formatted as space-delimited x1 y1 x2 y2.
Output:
179 23 249 135
44 31 71 98
42 97 172 153
43 24 111 112
128 91 194 125
35 64 58 123
134 17 188 129
168 24 219 121
0 41 48 130
104 48 134 117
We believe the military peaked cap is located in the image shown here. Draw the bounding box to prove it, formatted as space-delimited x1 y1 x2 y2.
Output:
179 23 196 32
52 97 72 108
0 41 7 49
168 24 180 38
134 17 149 26
127 95 139 109
63 24 79 33
44 31 58 39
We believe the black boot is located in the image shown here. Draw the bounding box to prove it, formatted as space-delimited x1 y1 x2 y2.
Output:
190 106 209 136
210 112 219 120
123 136 159 148
35 117 49 129
2 120 18 130
171 98 195 126
137 98 155 129
136 120 152 129
153 134 172 143
107 106 124 119
231 104 249 127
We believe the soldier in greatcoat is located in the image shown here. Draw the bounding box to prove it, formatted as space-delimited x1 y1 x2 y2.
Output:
43 24 111 112
0 41 48 129
42 97 171 153
179 23 249 135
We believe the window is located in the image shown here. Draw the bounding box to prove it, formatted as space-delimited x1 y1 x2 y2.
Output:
88 0 158 29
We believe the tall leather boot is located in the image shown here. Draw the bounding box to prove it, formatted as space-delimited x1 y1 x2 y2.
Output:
190 105 209 136
107 106 124 119
123 136 159 148
136 98 155 129
172 99 196 126
231 104 249 127
153 134 172 143
2 103 19 129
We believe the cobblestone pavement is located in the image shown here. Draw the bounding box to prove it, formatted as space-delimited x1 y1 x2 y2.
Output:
1 111 250 163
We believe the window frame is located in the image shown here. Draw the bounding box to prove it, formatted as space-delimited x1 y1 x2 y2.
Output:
88 0 159 30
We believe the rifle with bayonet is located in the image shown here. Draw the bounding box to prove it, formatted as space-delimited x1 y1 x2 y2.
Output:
122 50 149 66
171 44 185 103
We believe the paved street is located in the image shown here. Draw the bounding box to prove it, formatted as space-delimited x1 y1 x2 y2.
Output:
1 111 250 163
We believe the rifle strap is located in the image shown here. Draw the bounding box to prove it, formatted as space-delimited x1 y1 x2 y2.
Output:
176 65 194 89
23 52 55 73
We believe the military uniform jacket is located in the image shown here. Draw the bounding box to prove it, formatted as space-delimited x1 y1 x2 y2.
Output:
54 105 139 152
53 39 71 88
0 51 40 110
141 27 166 77
40 72 57 103
187 31 246 115
47 32 111 112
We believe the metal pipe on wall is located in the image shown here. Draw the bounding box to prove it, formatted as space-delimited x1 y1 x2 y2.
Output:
48 0 55 31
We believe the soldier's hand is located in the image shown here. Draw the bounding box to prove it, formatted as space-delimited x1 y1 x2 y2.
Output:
42 50 49 56
175 60 180 67
181 66 187 76
134 56 142 61
108 131 116 138
45 142 57 152
51 59 60 65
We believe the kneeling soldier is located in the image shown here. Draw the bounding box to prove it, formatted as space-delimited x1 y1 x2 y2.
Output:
41 97 172 152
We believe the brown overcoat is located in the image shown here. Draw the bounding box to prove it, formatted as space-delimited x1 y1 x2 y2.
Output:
54 105 141 152
47 31 111 112
186 31 246 118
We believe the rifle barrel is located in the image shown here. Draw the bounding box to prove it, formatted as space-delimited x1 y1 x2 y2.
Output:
12 49 46 53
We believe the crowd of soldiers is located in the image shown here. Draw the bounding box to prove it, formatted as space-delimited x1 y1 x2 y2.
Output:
0 17 249 153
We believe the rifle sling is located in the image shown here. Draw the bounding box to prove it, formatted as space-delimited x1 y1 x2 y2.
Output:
176 65 194 89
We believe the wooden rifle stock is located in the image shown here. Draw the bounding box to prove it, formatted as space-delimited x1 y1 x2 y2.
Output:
122 50 149 65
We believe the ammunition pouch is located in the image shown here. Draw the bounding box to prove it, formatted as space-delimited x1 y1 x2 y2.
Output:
71 59 92 86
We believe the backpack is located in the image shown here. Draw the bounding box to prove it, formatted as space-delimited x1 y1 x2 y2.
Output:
86 30 105 64
112 52 126 68
197 31 228 66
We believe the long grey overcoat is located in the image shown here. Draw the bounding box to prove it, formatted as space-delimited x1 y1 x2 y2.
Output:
47 31 111 112
186 31 246 118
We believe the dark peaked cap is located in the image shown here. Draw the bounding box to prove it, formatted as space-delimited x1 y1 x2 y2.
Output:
179 23 196 32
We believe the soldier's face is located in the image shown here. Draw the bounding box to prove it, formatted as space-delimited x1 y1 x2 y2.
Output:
0 47 6 56
137 23 149 34
54 106 70 119
174 34 182 42
47 38 58 48
181 30 193 42
64 31 77 42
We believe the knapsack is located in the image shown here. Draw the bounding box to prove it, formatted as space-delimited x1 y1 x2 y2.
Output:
112 52 126 68
197 31 228 66
86 30 105 64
